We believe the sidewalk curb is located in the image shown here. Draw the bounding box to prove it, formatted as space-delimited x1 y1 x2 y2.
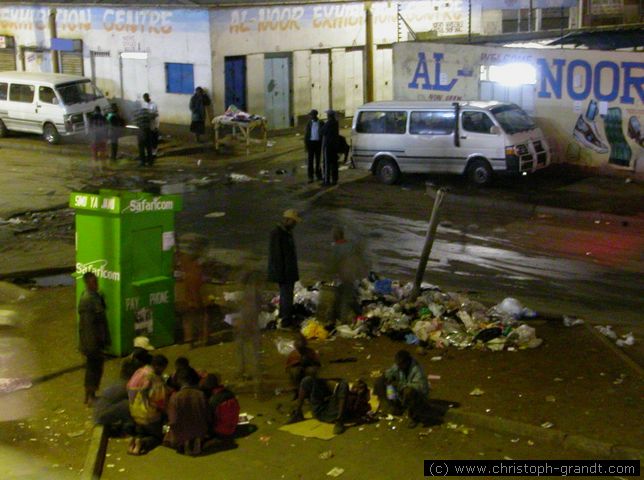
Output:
445 409 644 460
81 425 108 480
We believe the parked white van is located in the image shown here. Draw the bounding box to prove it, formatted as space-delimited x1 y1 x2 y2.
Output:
0 71 109 144
351 101 551 185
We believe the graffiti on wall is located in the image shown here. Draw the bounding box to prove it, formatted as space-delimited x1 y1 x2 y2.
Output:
401 46 643 169
0 6 208 35
220 0 476 36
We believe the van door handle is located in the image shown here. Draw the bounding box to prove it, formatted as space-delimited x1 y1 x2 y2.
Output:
460 135 467 139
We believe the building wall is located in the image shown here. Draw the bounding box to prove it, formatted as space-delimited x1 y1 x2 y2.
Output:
0 5 211 123
209 0 481 122
393 42 644 172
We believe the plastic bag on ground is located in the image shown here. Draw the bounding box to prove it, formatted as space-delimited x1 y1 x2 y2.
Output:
301 319 329 340
412 319 441 342
616 333 635 347
595 325 618 340
492 297 537 320
563 316 585 327
274 337 295 355
336 325 363 339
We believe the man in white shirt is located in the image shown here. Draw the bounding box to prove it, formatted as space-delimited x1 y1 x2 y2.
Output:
304 109 325 184
142 93 159 156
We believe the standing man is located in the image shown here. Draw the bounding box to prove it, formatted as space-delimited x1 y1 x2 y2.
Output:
106 102 124 163
88 106 107 174
304 109 324 183
268 209 301 328
134 103 154 166
78 272 110 406
142 93 160 157
321 109 340 186
189 87 211 143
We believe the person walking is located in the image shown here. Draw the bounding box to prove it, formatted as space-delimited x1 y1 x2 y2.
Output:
321 109 340 186
134 103 155 166
105 102 124 162
88 106 107 174
189 87 211 143
268 209 301 328
142 93 160 156
78 272 110 406
304 109 324 183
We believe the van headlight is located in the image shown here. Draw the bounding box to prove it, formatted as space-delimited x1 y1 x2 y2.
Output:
505 146 516 156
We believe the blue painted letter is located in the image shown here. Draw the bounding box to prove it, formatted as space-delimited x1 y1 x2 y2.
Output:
408 52 431 90
567 59 592 101
620 62 644 105
432 53 457 91
537 58 565 99
593 61 619 102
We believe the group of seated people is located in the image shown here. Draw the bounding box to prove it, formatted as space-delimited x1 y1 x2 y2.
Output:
285 335 433 433
94 348 240 456
95 334 433 455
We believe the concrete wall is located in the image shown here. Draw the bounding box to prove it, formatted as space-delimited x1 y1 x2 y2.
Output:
0 5 212 123
393 42 644 171
209 1 482 119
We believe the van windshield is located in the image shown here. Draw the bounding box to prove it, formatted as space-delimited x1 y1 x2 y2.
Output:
56 80 103 106
490 105 536 134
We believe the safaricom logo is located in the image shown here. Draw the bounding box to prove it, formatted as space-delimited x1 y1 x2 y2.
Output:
76 259 121 281
124 197 174 214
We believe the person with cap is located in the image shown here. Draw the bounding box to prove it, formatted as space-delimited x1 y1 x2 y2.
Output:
268 209 301 328
189 87 211 143
304 109 325 183
78 271 110 406
321 109 340 186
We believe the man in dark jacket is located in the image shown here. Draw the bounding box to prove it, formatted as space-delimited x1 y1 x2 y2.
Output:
322 109 340 186
268 209 302 328
78 272 110 406
134 103 155 166
304 109 324 183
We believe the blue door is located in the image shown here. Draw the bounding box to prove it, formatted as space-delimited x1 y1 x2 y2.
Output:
264 55 291 129
225 56 247 111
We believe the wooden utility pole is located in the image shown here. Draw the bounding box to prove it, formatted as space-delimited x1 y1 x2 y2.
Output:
365 1 374 102
49 8 59 73
410 188 447 300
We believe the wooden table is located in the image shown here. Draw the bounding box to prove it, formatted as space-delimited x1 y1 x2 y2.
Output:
213 115 268 154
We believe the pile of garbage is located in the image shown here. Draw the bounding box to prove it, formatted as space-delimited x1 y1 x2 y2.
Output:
262 277 543 352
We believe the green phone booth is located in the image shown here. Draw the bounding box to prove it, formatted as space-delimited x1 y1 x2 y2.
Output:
70 190 183 356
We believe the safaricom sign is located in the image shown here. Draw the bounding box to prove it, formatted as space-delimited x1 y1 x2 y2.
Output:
76 259 121 281
126 197 174 214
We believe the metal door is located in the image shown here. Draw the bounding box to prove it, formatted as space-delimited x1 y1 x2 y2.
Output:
344 48 364 117
310 51 330 114
374 47 393 101
225 56 247 111
90 51 116 99
264 55 291 129
120 54 149 120
480 81 535 114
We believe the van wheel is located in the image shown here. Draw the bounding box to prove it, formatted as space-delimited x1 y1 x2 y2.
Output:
377 158 400 185
0 119 7 138
467 159 493 186
43 123 60 145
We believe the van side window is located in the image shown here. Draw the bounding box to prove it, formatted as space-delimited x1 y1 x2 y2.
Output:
9 83 35 103
410 111 455 135
39 86 58 104
356 111 407 134
462 111 495 134
0 82 7 100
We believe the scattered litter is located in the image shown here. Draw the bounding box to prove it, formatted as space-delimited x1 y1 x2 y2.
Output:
319 450 334 460
326 467 345 477
418 428 433 437
595 325 618 339
274 337 295 355
553 377 563 382
0 378 32 394
510 438 520 443
527 440 535 446
259 435 271 444
430 356 442 362
205 212 226 218
238 413 254 425
616 333 635 347
540 422 554 429
147 179 167 185
427 374 441 381
118 468 126 473
228 173 256 183
106 464 115 469
469 388 485 396
545 395 556 403
67 430 85 437
267 141 275 147
563 316 585 327
491 298 537 320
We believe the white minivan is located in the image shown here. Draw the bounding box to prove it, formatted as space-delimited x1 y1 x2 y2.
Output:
0 71 109 144
351 101 551 186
